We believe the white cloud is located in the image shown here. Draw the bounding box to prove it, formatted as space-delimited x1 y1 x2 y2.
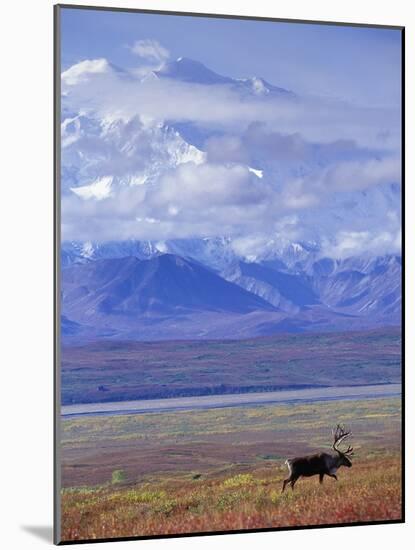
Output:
321 229 401 259
60 127 401 253
130 39 170 63
206 135 248 164
206 125 312 165
61 157 401 258
59 55 402 258
61 58 401 150
62 162 286 241
151 163 269 210
281 179 319 210
316 156 401 192
230 235 278 260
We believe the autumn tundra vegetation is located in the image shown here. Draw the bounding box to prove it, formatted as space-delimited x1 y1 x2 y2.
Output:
60 397 401 541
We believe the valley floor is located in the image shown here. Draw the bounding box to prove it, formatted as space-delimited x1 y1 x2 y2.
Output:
61 327 401 405
59 396 402 542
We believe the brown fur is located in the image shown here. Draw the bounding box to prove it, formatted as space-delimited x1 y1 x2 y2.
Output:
282 451 352 492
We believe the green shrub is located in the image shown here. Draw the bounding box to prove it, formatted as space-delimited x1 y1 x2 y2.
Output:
111 469 126 484
222 473 253 489
217 490 245 510
123 489 167 503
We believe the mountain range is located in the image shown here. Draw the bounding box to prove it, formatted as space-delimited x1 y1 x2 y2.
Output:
60 56 401 342
61 250 401 342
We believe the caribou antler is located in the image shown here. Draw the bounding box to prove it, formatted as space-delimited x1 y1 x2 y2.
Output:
332 424 354 456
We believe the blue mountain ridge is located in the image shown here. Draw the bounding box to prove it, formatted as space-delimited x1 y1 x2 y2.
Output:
61 252 401 342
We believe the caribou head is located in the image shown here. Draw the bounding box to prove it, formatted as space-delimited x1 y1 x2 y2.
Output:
332 424 354 468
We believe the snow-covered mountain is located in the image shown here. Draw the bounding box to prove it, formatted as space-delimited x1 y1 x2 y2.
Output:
154 57 295 97
62 59 400 248
306 254 401 320
60 55 401 340
61 237 318 270
61 240 401 341
61 114 205 198
155 57 235 85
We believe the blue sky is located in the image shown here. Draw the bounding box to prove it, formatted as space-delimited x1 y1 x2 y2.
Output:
60 7 401 107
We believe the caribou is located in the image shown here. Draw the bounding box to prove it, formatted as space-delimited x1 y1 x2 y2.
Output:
282 425 354 492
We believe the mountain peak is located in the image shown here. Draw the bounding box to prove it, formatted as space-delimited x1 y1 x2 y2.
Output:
241 75 294 97
155 57 233 85
154 57 294 97
62 253 277 322
62 58 133 86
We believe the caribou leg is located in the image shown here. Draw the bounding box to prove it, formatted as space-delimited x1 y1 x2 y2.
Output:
282 478 290 493
290 476 299 490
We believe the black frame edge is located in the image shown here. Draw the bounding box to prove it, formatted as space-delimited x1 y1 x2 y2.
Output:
400 26 405 524
54 3 62 546
55 2 404 30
